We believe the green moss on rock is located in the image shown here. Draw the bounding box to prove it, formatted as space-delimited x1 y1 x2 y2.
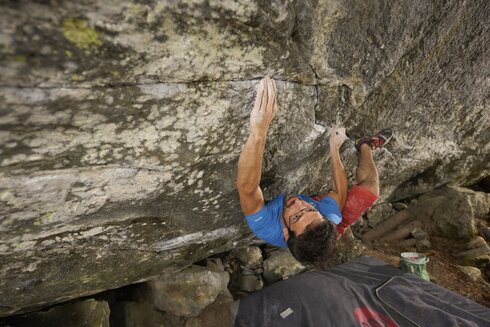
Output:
63 18 102 49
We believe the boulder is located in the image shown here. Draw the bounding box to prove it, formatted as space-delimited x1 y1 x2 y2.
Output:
110 283 184 327
185 291 235 327
233 246 263 268
238 274 264 293
206 258 226 272
460 236 487 251
149 266 229 318
454 244 490 267
366 203 393 228
478 223 490 242
263 250 305 284
455 266 483 282
408 186 488 240
0 0 488 316
459 188 490 219
411 228 429 240
0 299 109 327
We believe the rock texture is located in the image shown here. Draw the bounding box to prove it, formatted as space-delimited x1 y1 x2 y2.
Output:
409 186 490 239
263 249 305 283
111 301 169 327
455 265 483 282
0 0 488 316
149 265 229 318
366 203 393 227
185 291 234 327
233 246 263 268
0 299 110 327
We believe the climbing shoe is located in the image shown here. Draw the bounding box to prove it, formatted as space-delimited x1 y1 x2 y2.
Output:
355 128 393 152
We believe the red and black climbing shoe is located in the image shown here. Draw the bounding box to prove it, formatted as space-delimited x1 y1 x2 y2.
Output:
355 128 393 152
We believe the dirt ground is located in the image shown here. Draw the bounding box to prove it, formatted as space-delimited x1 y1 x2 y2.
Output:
364 237 490 308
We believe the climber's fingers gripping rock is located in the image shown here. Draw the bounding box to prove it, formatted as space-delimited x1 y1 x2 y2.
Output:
329 126 347 149
250 77 277 134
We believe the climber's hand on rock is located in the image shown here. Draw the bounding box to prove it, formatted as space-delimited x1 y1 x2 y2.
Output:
329 126 347 149
250 77 277 135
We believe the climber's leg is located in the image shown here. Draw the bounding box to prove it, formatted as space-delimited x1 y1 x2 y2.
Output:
355 144 379 196
336 128 393 237
336 145 379 236
354 127 394 196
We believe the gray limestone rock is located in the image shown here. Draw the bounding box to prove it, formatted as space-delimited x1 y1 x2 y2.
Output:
366 203 393 228
233 246 263 268
455 265 483 282
408 186 487 240
206 258 226 272
0 0 488 316
185 290 234 327
0 299 110 327
454 244 490 267
461 236 488 251
479 224 490 242
263 250 305 284
238 274 264 293
148 265 230 318
411 228 429 240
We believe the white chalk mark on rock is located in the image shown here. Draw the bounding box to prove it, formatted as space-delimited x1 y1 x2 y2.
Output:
153 226 238 252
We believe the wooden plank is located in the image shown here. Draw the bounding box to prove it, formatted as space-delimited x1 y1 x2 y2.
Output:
361 210 413 242
379 220 422 243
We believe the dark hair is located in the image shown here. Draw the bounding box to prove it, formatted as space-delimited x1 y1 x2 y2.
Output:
287 220 338 266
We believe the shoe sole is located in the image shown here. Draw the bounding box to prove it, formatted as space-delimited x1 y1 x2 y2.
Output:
355 128 393 151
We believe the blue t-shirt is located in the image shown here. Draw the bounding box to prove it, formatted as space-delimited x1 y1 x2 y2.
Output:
245 193 342 247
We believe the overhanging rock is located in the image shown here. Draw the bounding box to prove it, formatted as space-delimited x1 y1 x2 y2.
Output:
0 0 488 316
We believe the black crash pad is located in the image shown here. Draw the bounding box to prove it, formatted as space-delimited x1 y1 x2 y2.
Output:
231 256 490 326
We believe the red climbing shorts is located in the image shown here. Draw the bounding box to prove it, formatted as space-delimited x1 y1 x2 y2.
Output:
337 185 378 237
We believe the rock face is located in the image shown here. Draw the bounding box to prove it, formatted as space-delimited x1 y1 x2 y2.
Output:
0 299 110 327
453 236 490 268
149 265 230 318
263 249 305 283
0 0 488 316
455 265 483 282
409 186 490 239
366 203 393 227
233 246 263 268
185 291 235 327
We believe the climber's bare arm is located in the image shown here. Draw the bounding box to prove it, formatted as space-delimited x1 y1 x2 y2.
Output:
316 127 348 210
236 77 277 215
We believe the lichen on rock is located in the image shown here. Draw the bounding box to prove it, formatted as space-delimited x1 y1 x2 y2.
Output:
0 0 488 318
62 18 102 49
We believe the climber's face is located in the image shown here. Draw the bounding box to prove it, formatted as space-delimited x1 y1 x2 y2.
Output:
282 195 323 240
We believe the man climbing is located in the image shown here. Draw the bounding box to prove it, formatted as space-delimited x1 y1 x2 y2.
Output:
236 77 393 265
